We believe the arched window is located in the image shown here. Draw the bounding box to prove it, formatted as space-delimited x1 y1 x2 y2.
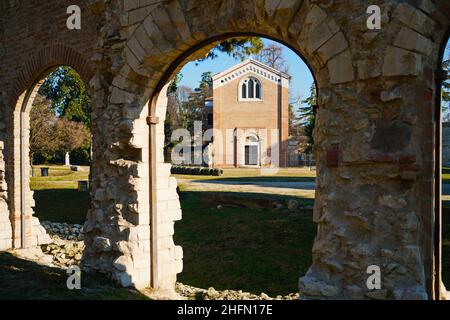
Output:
240 77 262 101
255 82 261 99
248 78 254 98
242 83 247 99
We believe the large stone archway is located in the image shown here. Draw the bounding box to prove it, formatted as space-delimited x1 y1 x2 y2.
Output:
1 0 450 300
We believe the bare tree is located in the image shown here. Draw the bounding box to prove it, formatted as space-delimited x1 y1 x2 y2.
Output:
30 95 59 162
30 94 88 164
53 118 88 155
256 43 289 73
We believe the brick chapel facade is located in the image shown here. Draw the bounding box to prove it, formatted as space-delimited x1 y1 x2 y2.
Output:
208 59 291 168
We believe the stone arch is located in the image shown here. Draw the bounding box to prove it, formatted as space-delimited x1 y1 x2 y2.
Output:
7 44 94 109
98 0 352 295
73 0 450 299
7 45 94 249
370 1 450 300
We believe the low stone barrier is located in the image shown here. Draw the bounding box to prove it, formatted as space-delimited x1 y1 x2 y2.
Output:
199 192 313 211
41 221 84 241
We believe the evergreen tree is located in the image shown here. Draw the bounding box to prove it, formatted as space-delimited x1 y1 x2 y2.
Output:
39 66 91 126
201 37 264 62
443 54 449 103
38 66 91 164
297 84 317 153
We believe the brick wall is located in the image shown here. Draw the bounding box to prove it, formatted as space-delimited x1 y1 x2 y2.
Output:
212 64 290 167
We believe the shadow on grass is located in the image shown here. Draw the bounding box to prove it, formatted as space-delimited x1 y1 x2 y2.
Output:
187 190 314 207
174 191 315 296
442 206 450 288
30 187 314 297
33 189 90 224
0 252 148 300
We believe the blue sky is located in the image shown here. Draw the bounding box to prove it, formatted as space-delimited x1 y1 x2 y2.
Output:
177 37 450 116
178 38 315 102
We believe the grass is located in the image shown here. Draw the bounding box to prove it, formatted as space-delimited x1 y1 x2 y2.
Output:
173 167 316 183
33 189 90 224
0 165 144 300
442 206 450 288
443 167 450 182
30 166 90 223
20 165 450 297
0 252 148 300
174 191 314 296
30 165 89 190
26 165 316 297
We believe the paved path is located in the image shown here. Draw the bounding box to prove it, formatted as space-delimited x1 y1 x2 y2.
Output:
177 179 316 198
177 179 450 199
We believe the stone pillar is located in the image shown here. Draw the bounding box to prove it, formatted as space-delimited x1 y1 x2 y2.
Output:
9 89 51 249
0 142 12 250
153 86 183 294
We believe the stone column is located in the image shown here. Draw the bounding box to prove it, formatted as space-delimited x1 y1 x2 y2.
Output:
0 142 12 250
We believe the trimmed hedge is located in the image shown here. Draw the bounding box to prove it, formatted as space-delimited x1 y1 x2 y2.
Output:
171 166 223 176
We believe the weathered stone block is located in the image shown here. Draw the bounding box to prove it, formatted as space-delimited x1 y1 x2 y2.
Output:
307 20 333 53
357 59 381 80
327 50 354 84
383 46 422 77
394 2 435 36
394 27 433 56
317 32 348 63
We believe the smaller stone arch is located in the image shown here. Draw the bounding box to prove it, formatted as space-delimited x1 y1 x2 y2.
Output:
7 44 94 109
6 45 94 249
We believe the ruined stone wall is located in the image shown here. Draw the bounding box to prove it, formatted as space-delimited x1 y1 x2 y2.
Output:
0 141 12 250
0 0 449 299
0 0 98 248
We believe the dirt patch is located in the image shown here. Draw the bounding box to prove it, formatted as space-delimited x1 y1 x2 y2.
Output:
199 192 312 211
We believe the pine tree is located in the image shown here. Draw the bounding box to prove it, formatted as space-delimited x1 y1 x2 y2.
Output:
297 84 317 153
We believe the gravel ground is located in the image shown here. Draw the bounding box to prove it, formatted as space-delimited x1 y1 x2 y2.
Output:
176 283 300 300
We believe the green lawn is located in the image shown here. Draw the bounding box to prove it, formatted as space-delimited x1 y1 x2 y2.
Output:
0 166 147 300
443 167 450 182
31 165 90 223
30 165 89 190
174 191 314 296
28 166 316 297
33 189 90 224
0 251 148 300
442 206 450 288
173 167 316 183
22 165 450 297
